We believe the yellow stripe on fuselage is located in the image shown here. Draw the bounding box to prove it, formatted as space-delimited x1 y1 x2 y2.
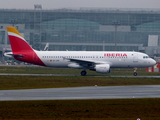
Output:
6 27 23 37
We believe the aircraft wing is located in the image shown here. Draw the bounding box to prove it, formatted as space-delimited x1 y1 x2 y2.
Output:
66 58 107 68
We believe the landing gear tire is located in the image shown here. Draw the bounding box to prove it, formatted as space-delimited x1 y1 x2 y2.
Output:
133 68 137 76
81 70 87 76
133 72 137 76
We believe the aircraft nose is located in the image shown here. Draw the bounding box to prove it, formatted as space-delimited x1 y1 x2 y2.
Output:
152 59 157 66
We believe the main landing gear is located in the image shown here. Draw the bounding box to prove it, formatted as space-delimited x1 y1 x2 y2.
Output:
81 70 87 76
133 68 137 76
81 69 138 76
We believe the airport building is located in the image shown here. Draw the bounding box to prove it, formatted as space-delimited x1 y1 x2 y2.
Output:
0 6 160 61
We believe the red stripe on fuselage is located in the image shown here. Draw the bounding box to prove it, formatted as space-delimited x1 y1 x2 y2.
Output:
9 35 46 66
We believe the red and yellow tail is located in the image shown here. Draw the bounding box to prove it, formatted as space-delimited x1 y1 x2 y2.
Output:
6 27 33 53
6 27 45 66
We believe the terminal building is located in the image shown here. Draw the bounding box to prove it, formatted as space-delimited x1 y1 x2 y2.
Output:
0 7 160 62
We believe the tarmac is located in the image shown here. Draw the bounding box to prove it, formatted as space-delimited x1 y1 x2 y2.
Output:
0 85 160 101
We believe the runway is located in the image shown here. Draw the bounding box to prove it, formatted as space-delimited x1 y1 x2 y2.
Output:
0 73 160 78
0 85 160 101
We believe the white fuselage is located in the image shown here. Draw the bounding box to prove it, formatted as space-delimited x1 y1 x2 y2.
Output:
35 51 156 68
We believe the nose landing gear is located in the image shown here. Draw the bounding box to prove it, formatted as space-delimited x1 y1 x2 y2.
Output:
133 68 137 76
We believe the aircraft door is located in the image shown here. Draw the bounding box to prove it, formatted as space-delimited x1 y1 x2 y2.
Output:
133 53 138 62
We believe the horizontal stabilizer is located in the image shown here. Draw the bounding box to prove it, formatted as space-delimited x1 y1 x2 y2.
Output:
7 53 24 58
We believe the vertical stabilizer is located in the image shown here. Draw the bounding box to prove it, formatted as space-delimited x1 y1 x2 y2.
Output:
6 27 33 53
6 27 46 66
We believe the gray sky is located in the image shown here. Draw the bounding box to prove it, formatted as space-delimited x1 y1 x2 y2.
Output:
0 0 160 9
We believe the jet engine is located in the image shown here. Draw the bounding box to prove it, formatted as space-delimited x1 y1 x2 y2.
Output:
95 64 110 73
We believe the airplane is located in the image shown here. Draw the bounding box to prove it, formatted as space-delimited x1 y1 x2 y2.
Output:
6 27 156 76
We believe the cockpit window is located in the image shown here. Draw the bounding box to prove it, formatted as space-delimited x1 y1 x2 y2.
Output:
143 56 149 59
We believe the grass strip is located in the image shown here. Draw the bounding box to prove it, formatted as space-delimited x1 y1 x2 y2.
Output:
0 99 160 120
0 76 160 90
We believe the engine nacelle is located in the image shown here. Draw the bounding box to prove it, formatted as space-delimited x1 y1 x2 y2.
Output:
95 64 110 73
